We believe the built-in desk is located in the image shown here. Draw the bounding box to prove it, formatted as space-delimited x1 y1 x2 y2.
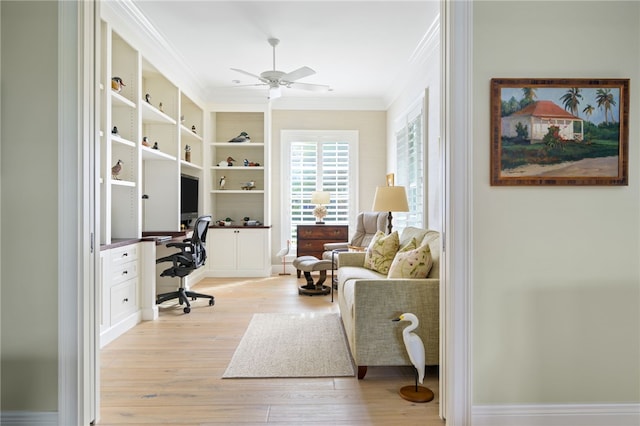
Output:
99 231 192 347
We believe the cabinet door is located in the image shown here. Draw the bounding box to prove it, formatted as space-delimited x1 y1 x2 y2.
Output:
236 229 266 271
207 228 237 272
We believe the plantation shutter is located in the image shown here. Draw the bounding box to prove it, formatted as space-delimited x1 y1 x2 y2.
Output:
289 140 351 244
395 103 424 228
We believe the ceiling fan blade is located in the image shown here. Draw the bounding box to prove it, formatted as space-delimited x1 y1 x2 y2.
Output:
282 66 316 82
230 68 265 81
288 81 331 92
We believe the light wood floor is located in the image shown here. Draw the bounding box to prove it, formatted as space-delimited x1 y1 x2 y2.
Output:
98 274 444 425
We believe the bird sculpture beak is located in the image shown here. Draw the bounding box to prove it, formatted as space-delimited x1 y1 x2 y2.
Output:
392 317 401 322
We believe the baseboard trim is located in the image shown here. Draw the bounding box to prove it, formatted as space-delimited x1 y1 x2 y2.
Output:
0 411 58 426
472 403 640 426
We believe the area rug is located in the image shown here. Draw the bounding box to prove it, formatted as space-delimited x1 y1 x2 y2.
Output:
222 312 355 378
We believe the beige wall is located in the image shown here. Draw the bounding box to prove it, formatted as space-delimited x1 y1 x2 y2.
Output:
270 110 386 262
1 0 59 410
473 1 640 404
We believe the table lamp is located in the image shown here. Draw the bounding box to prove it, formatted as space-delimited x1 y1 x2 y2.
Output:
372 186 409 234
311 191 331 224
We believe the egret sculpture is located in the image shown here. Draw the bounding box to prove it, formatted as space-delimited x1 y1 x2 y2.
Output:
276 240 291 275
392 313 434 402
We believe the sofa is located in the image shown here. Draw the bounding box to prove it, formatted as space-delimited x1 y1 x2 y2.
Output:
336 226 440 379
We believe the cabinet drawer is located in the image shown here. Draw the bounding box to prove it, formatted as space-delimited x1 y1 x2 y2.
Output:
110 244 139 266
297 226 348 240
297 240 328 253
111 260 138 284
110 278 138 325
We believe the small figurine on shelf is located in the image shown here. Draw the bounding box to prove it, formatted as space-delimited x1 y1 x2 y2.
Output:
111 126 118 135
228 131 250 143
185 145 191 162
111 77 125 92
142 136 151 147
217 156 236 167
145 93 151 103
241 180 256 190
152 142 159 150
243 158 249 166
191 125 197 134
111 159 123 180
218 176 226 190
158 102 163 112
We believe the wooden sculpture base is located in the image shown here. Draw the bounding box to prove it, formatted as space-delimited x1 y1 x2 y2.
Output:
399 385 434 403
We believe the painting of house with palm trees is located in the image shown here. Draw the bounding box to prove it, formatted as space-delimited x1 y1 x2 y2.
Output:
491 78 629 185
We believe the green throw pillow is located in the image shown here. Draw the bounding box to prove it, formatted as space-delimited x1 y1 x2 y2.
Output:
387 242 433 278
364 231 399 274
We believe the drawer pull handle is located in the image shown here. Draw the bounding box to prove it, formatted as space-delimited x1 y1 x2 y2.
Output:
122 253 128 257
123 298 128 303
122 270 128 275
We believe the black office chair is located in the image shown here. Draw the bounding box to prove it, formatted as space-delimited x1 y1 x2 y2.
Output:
156 215 215 313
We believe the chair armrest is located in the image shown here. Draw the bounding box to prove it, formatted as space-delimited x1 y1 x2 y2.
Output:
166 241 191 250
324 242 348 251
337 252 366 267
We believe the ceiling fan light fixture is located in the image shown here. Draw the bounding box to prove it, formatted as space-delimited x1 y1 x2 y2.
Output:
268 85 282 100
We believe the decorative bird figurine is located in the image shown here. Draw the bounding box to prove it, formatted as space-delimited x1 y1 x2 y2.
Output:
219 176 226 190
111 126 118 135
111 77 125 92
142 136 151 147
228 131 250 143
392 313 434 402
145 93 151 103
243 158 249 166
111 159 123 180
217 156 236 167
152 142 158 150
191 125 197 134
276 240 291 275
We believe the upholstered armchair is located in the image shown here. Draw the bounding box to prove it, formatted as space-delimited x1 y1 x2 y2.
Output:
322 211 387 264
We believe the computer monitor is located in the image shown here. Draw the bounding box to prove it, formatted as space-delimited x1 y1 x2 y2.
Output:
180 174 199 226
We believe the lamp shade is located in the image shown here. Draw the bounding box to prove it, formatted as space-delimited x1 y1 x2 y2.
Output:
372 186 409 212
311 191 331 205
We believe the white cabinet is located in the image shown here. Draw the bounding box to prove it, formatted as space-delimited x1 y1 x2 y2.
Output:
208 228 271 277
99 242 142 348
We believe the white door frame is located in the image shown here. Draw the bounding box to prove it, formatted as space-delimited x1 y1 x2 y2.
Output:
59 0 476 424
441 0 473 424
58 0 99 424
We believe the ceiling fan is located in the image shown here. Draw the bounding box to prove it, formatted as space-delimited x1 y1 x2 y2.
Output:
231 38 330 99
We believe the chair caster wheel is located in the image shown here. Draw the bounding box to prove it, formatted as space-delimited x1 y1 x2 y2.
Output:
209 299 214 306
183 307 191 314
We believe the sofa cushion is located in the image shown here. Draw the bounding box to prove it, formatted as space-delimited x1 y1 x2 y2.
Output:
363 231 399 274
387 241 433 278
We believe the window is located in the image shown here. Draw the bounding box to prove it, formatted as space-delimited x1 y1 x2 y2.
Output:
282 130 358 248
395 100 424 228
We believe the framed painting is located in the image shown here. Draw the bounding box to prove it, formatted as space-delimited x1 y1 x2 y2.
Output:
490 78 629 185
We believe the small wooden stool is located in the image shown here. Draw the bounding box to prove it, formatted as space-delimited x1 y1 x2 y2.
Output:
292 256 332 296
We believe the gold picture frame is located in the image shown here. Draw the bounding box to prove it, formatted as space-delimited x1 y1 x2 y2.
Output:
490 78 629 186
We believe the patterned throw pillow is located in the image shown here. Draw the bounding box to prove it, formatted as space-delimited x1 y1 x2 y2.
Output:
363 231 400 274
387 241 433 278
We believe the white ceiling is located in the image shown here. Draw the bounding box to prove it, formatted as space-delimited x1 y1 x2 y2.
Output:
132 1 440 106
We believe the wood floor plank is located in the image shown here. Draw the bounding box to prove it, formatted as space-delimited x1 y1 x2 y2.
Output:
98 276 443 425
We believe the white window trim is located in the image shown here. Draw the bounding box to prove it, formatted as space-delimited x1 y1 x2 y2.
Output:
280 129 359 250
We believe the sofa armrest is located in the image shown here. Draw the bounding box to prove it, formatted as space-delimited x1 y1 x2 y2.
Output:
324 242 348 251
337 252 366 267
